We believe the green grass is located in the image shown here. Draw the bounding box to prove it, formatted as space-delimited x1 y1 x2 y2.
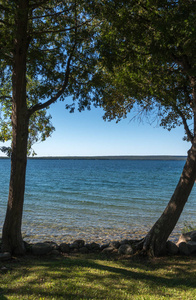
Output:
0 253 196 300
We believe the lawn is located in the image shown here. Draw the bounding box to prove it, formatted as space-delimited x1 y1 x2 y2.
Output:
0 253 196 300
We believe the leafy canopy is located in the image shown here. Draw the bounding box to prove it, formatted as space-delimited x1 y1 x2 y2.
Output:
0 0 99 155
91 0 196 142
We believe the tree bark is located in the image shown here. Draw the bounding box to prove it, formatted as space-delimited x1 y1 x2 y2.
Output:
2 1 29 254
139 141 196 256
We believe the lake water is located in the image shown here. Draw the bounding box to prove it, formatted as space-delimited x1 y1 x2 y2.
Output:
0 158 195 244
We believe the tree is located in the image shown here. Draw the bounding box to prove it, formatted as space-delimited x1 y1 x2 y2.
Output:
0 75 55 156
90 0 196 256
0 0 98 254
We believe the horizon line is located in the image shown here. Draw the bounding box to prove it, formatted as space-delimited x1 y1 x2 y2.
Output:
0 155 187 160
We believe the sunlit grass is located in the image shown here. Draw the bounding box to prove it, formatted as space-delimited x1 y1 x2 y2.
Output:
0 254 196 299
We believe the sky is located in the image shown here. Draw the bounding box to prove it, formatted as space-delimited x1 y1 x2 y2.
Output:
25 100 191 156
0 99 191 157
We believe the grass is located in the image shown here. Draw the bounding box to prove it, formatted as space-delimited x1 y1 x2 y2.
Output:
0 253 196 300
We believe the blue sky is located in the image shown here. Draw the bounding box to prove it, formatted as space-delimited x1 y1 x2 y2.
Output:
31 100 190 157
0 99 191 157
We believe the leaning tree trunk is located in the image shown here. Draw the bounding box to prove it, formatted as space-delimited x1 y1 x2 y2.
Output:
2 1 29 254
139 141 196 256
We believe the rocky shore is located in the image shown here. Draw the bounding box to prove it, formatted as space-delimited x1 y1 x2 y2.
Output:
21 223 184 245
0 231 196 261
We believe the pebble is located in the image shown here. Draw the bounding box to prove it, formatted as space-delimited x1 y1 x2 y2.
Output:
0 252 11 261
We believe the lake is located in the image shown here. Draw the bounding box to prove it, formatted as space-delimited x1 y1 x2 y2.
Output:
0 158 195 244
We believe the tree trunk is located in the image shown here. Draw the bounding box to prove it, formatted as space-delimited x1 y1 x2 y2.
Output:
2 1 29 254
139 142 196 256
2 117 29 255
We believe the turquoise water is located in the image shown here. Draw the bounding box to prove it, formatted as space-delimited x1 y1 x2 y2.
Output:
0 158 195 243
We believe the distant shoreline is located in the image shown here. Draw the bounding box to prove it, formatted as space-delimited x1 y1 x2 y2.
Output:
0 155 187 160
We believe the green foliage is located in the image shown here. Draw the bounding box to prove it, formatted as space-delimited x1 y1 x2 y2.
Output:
0 0 100 155
91 0 196 141
0 75 55 156
1 0 195 151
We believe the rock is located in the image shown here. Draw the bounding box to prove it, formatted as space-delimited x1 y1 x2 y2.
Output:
60 243 70 253
1 266 10 273
100 243 109 251
86 242 100 251
32 242 53 256
177 231 196 245
50 250 60 256
102 246 115 253
44 241 59 250
69 240 85 250
72 248 79 253
176 231 196 255
178 242 190 256
118 244 133 255
109 241 120 249
79 247 89 254
69 242 79 250
73 240 85 248
24 241 32 252
120 239 129 245
91 242 100 250
166 241 179 255
0 252 11 261
187 241 196 254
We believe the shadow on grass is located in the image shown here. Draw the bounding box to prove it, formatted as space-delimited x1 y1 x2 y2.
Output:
1 254 196 299
0 288 8 300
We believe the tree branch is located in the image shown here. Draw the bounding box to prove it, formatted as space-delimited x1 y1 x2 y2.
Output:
171 53 192 75
28 8 71 20
0 96 12 100
29 0 50 9
0 19 12 26
31 19 92 35
0 4 11 12
28 44 76 116
175 105 194 143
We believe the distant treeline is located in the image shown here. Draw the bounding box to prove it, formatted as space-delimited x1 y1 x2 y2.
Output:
30 155 186 160
0 155 187 160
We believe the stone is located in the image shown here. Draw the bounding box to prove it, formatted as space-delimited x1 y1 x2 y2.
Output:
166 241 179 255
91 242 100 250
109 241 120 249
187 241 196 254
24 241 32 252
60 243 70 253
50 249 60 256
118 244 133 255
44 241 59 250
73 240 85 248
69 242 79 250
0 266 10 273
178 242 190 256
79 247 89 254
100 243 109 251
72 248 79 253
102 246 115 253
120 239 129 245
86 242 100 251
0 252 11 261
69 242 79 251
32 242 53 255
70 240 85 250
177 231 196 245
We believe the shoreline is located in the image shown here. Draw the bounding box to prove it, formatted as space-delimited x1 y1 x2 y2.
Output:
20 224 183 245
